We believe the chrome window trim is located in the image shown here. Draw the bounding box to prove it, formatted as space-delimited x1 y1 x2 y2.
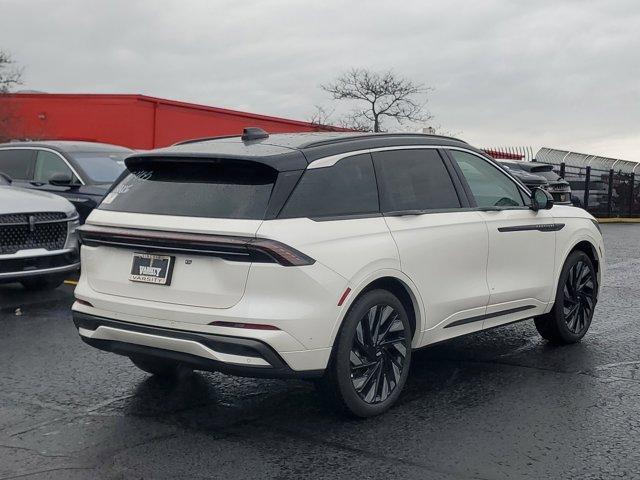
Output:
0 213 79 227
306 145 531 200
0 146 86 185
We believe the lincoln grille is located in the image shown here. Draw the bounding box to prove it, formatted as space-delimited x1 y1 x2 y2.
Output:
0 212 68 255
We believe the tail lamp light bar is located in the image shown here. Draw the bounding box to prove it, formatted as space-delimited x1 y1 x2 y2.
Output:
78 224 315 267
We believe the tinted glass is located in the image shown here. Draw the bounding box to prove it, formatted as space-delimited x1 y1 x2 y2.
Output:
34 150 77 183
70 152 126 183
279 153 378 218
100 160 277 219
0 149 34 180
372 149 460 211
450 150 525 207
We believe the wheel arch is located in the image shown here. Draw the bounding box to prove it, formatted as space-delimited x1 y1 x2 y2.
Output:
330 270 425 348
570 240 600 275
551 236 602 302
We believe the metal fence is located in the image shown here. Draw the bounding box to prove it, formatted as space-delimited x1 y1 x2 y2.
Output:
537 147 640 174
483 146 536 161
541 162 640 218
487 147 640 217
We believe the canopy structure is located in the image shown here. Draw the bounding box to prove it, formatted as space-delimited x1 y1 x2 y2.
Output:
536 147 640 174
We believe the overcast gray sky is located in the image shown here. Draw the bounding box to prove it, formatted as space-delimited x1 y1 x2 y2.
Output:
2 0 639 159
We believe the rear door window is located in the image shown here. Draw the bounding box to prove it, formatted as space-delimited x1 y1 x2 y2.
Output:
100 160 278 219
372 149 461 212
278 153 379 219
0 149 35 180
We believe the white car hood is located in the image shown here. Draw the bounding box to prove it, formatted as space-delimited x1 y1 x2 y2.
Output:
0 186 76 216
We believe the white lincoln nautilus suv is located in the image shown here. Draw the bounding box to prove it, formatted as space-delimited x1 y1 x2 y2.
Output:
72 130 604 417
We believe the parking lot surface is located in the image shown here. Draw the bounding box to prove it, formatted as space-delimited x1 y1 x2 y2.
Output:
1 223 639 479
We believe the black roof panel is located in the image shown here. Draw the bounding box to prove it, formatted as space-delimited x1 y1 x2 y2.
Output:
125 140 308 171
203 131 468 150
126 132 477 171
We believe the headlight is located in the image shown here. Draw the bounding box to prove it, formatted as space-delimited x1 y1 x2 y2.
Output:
65 216 80 249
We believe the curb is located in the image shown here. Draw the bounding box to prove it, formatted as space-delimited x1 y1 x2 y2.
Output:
595 218 640 223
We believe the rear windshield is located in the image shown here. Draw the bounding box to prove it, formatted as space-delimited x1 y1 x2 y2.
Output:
99 160 277 219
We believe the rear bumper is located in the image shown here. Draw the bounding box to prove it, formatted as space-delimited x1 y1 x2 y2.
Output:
0 249 79 282
73 311 324 379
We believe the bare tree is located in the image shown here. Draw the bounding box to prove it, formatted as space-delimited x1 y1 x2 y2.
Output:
0 51 23 93
0 51 24 142
308 105 335 128
321 69 432 132
393 122 462 137
336 111 371 132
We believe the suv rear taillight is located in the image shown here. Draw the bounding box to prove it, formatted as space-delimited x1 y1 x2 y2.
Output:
250 238 315 266
78 225 315 267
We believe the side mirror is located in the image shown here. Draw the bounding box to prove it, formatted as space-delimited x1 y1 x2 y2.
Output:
49 172 74 186
530 187 554 211
0 172 12 185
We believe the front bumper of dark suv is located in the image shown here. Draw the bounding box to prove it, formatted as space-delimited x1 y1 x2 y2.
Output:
0 211 80 283
549 191 572 205
0 249 80 283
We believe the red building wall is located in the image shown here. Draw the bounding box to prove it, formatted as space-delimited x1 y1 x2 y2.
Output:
0 93 345 149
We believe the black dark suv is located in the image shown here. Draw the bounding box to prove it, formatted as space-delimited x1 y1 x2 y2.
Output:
499 160 572 205
0 141 132 223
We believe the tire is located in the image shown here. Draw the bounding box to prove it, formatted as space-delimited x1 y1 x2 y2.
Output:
20 274 66 291
317 289 412 418
535 250 597 344
130 355 192 379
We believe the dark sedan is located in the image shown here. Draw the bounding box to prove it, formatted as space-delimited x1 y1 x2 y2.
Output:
0 141 131 223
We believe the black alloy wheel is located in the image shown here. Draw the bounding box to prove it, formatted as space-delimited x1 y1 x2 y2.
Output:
350 304 408 404
535 250 597 344
317 289 412 418
563 258 596 335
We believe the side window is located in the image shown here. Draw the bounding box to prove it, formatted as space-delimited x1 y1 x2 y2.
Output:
449 150 526 207
372 149 461 212
279 153 379 218
0 149 35 180
34 151 77 184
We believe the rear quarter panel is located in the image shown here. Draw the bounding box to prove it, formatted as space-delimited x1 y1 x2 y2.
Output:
256 217 400 284
257 217 404 346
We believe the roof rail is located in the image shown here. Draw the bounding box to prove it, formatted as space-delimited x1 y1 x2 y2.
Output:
172 127 271 146
301 132 466 149
172 134 239 146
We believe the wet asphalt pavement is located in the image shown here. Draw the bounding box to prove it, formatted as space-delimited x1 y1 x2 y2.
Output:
0 223 639 479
